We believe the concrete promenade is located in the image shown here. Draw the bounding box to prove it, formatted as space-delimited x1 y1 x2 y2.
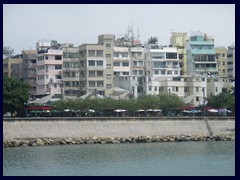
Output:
3 117 235 141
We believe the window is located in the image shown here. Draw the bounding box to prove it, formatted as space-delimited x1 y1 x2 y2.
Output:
97 81 104 87
167 70 172 75
113 52 119 57
64 62 70 68
89 71 95 77
113 62 120 66
196 97 199 102
196 87 199 92
154 86 157 91
55 65 62 69
122 52 128 58
166 53 177 59
122 72 129 75
106 44 111 47
55 55 62 60
96 50 103 57
96 61 103 66
97 71 103 77
184 87 189 93
122 62 129 67
45 56 48 60
222 62 225 66
55 75 62 79
106 84 112 89
216 87 218 92
88 50 95 57
173 87 179 92
106 64 111 67
106 54 111 58
89 81 95 87
89 60 95 66
149 86 152 91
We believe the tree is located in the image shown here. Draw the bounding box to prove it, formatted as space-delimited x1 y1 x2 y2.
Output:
3 77 29 116
148 37 158 44
3 46 14 56
51 40 61 49
206 92 235 113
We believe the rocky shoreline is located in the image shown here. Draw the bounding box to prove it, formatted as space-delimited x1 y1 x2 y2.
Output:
3 134 235 148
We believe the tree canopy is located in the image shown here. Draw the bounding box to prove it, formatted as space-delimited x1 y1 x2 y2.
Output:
206 92 235 113
52 94 185 112
3 77 29 116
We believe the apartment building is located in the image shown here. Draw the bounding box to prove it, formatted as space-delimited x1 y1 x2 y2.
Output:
62 44 80 99
79 34 115 97
113 47 130 76
186 32 218 77
22 50 37 96
3 55 23 78
170 32 188 75
227 45 235 80
36 40 63 100
215 47 228 78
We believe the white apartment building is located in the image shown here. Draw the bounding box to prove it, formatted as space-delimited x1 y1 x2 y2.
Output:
145 75 207 106
113 47 131 76
36 40 63 101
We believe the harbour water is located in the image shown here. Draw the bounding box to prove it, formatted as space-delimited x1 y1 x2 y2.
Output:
3 141 235 176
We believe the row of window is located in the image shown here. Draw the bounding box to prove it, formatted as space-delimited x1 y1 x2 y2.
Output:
63 62 79 68
148 86 202 92
113 62 129 67
38 55 62 61
193 55 215 62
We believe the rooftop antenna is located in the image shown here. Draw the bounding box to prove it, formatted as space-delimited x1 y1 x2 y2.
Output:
137 26 140 40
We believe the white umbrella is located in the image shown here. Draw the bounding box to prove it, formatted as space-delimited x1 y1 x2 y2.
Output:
153 109 162 112
208 109 218 113
137 109 145 112
114 109 126 112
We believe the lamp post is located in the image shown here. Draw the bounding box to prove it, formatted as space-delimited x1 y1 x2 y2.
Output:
203 87 205 117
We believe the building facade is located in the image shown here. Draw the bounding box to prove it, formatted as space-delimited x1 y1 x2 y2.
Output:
186 32 218 77
22 50 37 96
170 32 188 75
62 44 80 99
79 34 115 98
227 45 235 80
36 40 63 100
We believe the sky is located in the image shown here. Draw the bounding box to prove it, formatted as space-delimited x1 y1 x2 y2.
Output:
3 4 235 55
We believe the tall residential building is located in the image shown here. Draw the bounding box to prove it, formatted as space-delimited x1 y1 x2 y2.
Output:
113 47 130 76
36 40 63 100
62 44 80 99
227 45 235 80
3 55 23 78
186 32 218 77
170 32 188 75
215 47 228 78
113 46 145 99
22 50 37 96
79 34 115 97
143 46 182 96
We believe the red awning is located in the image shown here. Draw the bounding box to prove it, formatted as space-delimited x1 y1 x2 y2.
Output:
26 106 53 110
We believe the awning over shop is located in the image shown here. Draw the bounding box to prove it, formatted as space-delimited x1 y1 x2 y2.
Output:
29 94 55 104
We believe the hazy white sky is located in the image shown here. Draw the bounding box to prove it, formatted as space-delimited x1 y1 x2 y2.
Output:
3 4 235 55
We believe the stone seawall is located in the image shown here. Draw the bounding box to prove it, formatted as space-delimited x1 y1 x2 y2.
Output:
3 117 234 140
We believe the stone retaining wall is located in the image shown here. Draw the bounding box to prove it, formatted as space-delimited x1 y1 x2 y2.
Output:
3 117 235 147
